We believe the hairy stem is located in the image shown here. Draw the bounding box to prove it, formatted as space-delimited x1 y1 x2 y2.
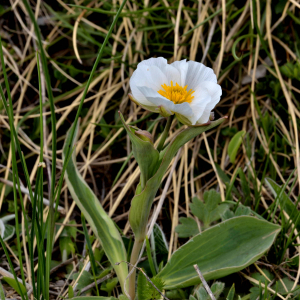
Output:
128 238 144 300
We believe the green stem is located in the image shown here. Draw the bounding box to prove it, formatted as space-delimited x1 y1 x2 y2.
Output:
128 116 174 298
128 238 144 300
157 116 173 152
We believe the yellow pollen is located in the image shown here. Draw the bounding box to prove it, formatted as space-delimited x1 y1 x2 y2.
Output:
157 81 195 104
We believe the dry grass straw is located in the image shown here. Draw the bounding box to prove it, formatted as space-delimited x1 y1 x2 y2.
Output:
0 0 299 296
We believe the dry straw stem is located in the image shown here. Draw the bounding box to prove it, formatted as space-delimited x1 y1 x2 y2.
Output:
194 264 216 300
241 272 286 300
0 0 299 297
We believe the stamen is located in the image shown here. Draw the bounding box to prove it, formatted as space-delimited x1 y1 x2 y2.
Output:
158 81 195 104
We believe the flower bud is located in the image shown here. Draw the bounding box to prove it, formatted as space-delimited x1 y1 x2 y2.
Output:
135 130 153 144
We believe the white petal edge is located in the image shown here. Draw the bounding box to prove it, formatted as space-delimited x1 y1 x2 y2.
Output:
137 57 168 70
137 86 176 113
130 65 168 106
185 61 217 91
128 94 160 114
195 81 222 124
188 87 212 125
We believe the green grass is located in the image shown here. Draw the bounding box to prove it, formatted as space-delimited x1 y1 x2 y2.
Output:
0 0 299 299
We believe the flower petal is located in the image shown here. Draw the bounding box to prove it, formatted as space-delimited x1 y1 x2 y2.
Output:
170 59 188 86
195 81 222 124
130 65 168 106
137 86 176 114
185 61 217 91
138 57 168 70
172 102 194 124
128 93 160 113
188 87 212 125
139 57 182 85
163 64 181 85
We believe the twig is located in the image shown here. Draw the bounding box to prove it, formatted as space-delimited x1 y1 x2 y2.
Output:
115 261 170 300
193 264 216 300
74 274 112 296
50 257 76 274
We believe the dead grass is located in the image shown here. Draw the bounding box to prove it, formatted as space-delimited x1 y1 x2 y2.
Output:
0 0 300 298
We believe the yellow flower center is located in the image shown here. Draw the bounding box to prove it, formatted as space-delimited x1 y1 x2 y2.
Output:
157 81 195 104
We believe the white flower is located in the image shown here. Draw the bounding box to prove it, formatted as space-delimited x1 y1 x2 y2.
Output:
129 57 222 126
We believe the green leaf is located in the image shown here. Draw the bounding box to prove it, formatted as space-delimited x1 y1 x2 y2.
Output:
215 164 239 196
0 282 5 300
276 277 300 295
280 61 300 79
165 289 188 299
97 268 112 279
265 178 300 230
100 277 118 294
68 285 74 299
158 216 280 289
73 270 93 291
119 113 159 190
137 271 165 300
3 224 15 241
137 270 148 300
238 168 251 204
228 130 245 164
2 277 26 296
176 217 199 238
118 295 130 300
59 219 77 239
149 277 165 299
150 224 169 271
0 178 12 198
275 0 288 14
210 282 224 299
63 122 128 293
196 282 224 300
249 286 265 300
235 205 252 216
129 118 226 239
251 269 274 283
226 284 235 300
146 236 157 276
67 297 117 300
98 117 111 138
190 191 228 229
221 209 235 221
222 204 253 221
59 236 75 262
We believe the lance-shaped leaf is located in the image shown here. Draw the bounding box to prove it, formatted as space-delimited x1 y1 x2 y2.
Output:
158 216 280 289
129 118 226 240
63 123 128 293
228 130 245 164
119 113 160 189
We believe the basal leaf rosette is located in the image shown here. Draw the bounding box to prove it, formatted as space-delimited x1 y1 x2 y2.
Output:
129 57 222 126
